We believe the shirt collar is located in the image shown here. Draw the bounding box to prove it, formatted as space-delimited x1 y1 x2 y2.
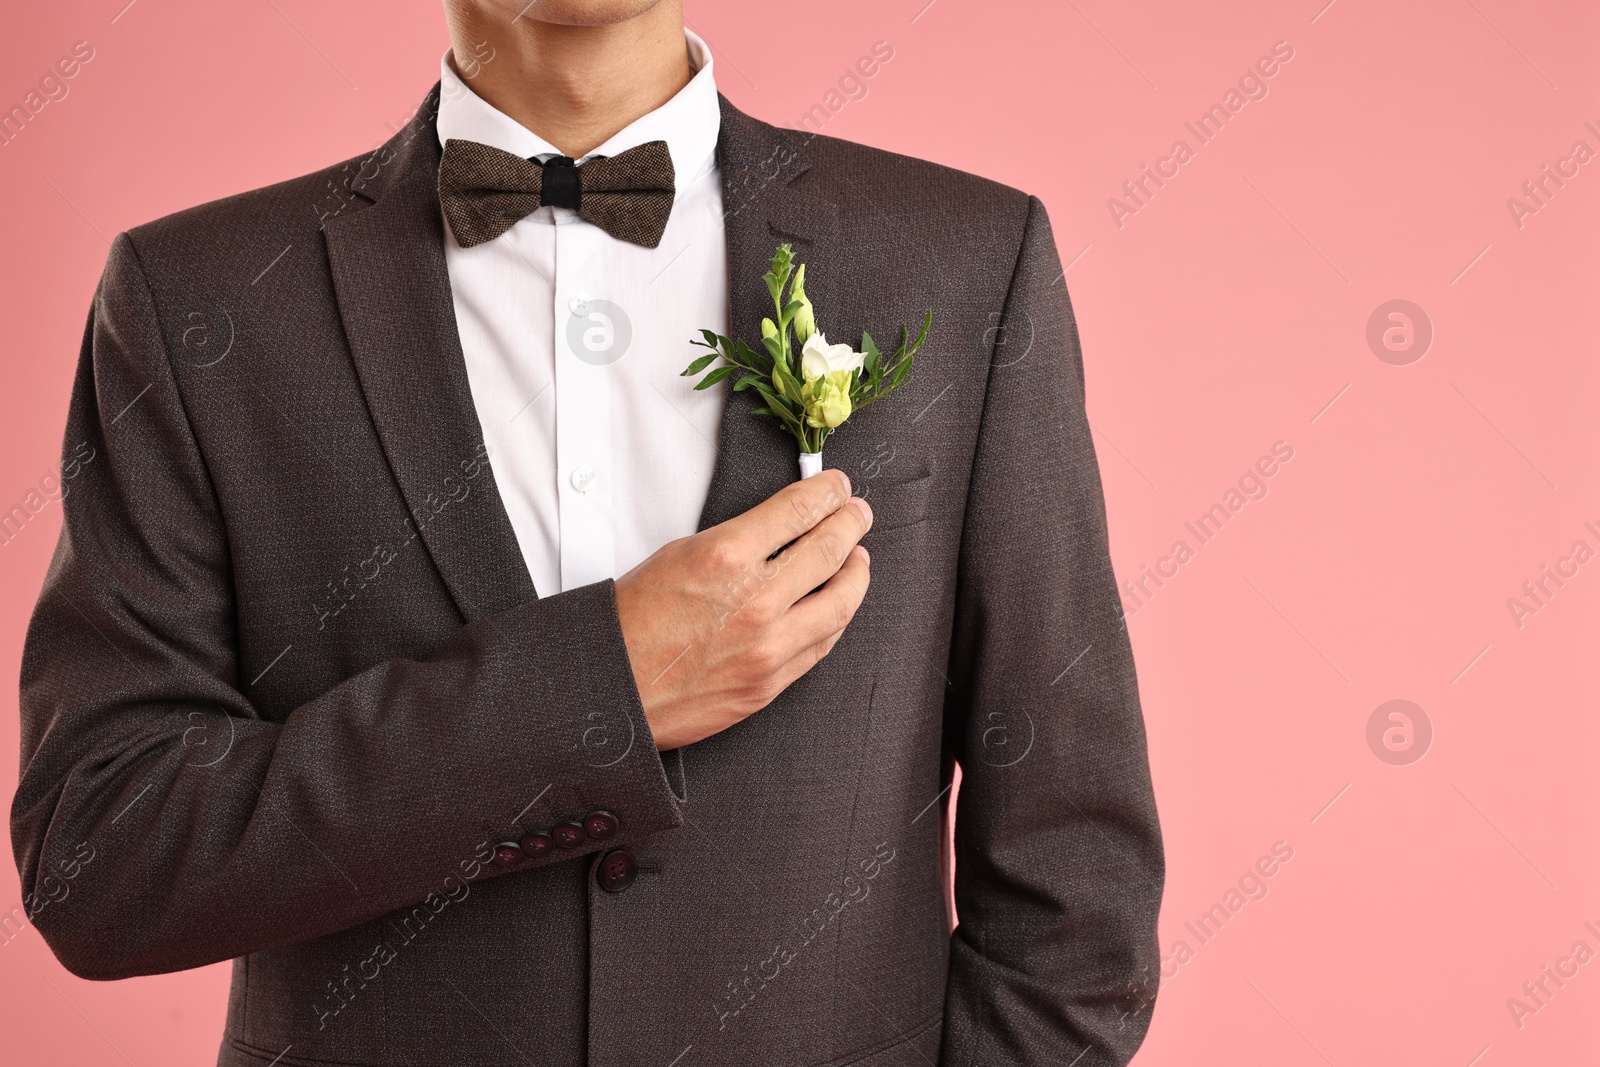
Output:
435 28 720 193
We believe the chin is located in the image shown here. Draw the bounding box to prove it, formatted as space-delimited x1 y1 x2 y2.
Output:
519 0 670 25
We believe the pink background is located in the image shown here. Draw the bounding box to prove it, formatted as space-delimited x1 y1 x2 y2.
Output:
1 0 1596 1063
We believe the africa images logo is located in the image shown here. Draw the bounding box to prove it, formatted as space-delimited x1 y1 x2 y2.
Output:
1106 40 1296 229
0 40 95 148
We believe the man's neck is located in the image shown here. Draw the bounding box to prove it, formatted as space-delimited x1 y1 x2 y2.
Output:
444 3 692 159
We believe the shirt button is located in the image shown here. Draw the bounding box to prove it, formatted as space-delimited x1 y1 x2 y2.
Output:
570 466 597 492
569 294 589 314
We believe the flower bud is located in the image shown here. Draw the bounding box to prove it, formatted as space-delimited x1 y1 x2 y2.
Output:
761 318 778 341
791 263 817 346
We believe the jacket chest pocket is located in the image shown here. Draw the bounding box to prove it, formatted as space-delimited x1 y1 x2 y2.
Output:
859 463 933 542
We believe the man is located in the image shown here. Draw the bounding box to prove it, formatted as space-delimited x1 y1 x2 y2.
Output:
12 1 1163 1064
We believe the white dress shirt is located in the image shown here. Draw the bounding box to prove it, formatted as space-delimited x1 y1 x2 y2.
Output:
437 31 728 597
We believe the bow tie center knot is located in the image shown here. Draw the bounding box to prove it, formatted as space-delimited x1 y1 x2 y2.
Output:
539 156 581 210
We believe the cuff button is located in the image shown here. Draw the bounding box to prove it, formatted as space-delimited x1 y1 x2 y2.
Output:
491 842 524 867
520 830 555 858
552 821 587 848
584 811 620 840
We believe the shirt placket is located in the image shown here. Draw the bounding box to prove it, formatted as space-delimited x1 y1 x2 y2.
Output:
553 217 616 592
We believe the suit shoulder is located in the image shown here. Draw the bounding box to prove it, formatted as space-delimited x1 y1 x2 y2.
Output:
793 129 1035 254
121 149 375 269
800 131 1031 216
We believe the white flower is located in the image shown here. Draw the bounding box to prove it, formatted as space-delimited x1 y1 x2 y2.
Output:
799 332 865 381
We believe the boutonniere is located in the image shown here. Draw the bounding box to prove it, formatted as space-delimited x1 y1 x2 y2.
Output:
681 243 932 480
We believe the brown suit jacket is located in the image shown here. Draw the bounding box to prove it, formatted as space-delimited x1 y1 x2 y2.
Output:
12 87 1163 1067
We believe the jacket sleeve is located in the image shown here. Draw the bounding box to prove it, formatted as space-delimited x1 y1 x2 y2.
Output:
10 234 683 981
938 196 1164 1065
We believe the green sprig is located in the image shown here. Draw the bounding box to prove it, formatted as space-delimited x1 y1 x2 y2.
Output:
682 243 932 457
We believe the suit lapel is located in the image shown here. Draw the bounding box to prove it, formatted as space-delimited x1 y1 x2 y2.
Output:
697 94 842 531
323 88 537 623
321 89 842 620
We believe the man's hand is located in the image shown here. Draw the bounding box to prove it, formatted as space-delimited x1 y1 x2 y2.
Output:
614 469 873 751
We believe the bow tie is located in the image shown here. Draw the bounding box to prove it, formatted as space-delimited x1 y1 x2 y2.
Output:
437 138 677 249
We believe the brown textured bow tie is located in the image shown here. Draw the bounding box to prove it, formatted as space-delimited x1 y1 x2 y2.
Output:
437 138 677 249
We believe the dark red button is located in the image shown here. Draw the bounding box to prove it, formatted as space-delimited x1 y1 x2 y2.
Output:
596 849 638 893
552 821 587 848
520 830 555 858
584 811 620 840
491 842 524 867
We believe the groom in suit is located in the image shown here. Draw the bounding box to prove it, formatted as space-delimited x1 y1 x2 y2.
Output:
12 1 1163 1064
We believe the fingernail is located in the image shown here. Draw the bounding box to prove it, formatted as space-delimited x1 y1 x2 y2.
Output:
858 545 871 565
838 470 852 498
852 497 873 526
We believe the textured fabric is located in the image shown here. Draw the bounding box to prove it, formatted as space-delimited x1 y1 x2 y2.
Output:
434 41 728 598
438 138 676 249
11 85 1163 1067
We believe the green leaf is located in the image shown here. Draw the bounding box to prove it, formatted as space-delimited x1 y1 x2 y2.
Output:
861 331 881 373
700 328 721 347
775 358 808 406
755 379 800 415
870 349 888 390
682 351 719 376
734 338 770 370
753 385 803 432
693 365 738 390
907 309 933 356
732 374 761 391
762 334 784 362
